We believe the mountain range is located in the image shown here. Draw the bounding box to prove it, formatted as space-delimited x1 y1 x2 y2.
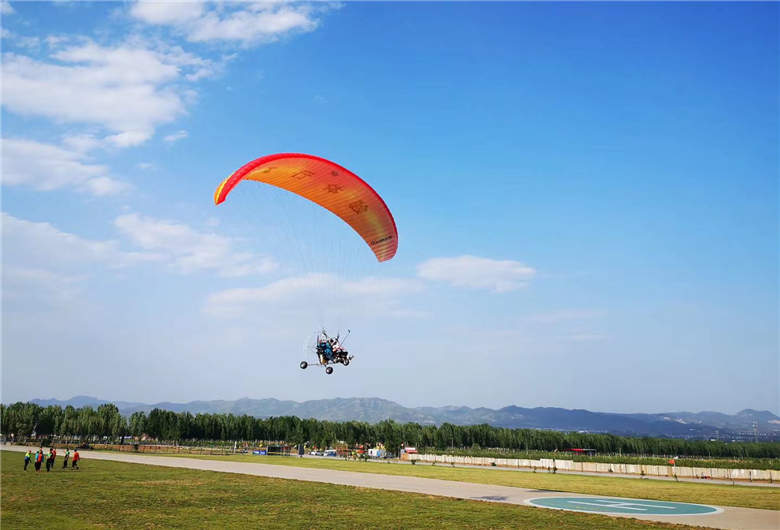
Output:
27 396 780 439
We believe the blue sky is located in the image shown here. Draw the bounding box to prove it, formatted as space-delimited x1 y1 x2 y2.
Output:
2 1 778 414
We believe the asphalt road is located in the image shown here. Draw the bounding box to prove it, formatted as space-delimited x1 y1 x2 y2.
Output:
2 445 778 530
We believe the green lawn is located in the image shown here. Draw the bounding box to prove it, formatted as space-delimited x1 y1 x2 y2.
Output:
149 452 780 511
0 452 711 530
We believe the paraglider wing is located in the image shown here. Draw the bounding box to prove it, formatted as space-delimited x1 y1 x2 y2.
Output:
214 153 398 262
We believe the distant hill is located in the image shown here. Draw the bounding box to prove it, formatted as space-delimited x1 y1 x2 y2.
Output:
27 396 780 439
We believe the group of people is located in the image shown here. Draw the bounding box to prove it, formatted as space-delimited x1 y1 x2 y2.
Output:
23 447 80 472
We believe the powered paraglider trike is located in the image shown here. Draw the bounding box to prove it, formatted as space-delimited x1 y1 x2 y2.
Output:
300 330 353 375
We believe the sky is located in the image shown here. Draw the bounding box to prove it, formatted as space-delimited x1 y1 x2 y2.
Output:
1 1 778 415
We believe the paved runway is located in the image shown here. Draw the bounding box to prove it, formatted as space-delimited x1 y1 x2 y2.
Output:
2 445 777 530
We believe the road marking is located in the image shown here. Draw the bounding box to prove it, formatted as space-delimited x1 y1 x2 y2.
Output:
526 497 722 516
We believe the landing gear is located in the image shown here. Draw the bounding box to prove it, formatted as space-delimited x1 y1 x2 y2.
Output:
326 367 334 375
300 361 308 369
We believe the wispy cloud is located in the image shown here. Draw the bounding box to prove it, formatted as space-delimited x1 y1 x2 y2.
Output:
129 1 336 47
2 266 86 314
114 213 277 277
163 130 188 144
1 28 40 49
417 255 536 293
3 211 277 279
2 138 130 195
2 212 159 268
205 273 426 318
1 1 14 15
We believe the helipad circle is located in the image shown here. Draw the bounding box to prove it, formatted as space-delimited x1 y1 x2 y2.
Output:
526 497 722 516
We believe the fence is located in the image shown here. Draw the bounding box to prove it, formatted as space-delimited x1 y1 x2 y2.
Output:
405 453 780 482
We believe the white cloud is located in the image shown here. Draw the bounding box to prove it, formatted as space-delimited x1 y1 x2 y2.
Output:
2 137 130 195
205 273 425 318
2 38 218 145
84 176 132 196
3 211 276 280
1 28 40 48
2 212 159 268
1 1 14 15
114 213 277 277
208 274 329 311
130 1 206 25
417 255 536 293
137 162 155 170
129 1 331 46
61 133 103 154
106 131 155 148
163 129 188 143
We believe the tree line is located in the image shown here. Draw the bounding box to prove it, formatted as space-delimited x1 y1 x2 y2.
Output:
2 402 778 459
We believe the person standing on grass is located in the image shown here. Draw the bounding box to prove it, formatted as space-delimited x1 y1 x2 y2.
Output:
50 447 57 469
62 449 70 469
72 449 80 470
35 449 43 472
45 448 54 472
24 450 31 471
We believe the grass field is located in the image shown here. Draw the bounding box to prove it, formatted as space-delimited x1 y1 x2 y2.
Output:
1 452 714 530
146 452 780 511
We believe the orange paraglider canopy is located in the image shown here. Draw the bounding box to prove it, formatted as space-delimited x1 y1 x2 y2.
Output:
214 153 397 262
